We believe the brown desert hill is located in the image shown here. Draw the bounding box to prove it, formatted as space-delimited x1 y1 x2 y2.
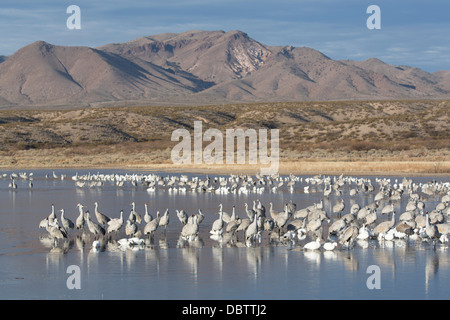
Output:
0 30 449 108
433 70 450 91
0 40 212 107
340 58 448 96
99 30 272 83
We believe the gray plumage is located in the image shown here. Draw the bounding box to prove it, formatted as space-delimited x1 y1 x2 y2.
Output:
85 211 106 237
60 209 74 230
107 210 124 234
94 202 111 226
75 203 85 230
144 211 160 236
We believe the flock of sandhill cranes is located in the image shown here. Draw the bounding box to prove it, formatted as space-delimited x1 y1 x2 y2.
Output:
36 171 450 252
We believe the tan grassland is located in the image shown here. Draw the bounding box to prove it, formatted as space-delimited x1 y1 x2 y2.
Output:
0 100 449 175
1 143 449 176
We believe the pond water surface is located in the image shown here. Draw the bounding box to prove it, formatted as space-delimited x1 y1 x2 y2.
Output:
0 169 449 300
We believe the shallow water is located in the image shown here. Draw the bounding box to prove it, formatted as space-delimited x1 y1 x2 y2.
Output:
0 169 449 300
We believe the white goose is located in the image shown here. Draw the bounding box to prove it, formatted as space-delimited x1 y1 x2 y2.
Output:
304 238 321 251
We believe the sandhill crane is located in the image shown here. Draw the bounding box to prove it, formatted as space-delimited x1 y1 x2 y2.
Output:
176 209 188 225
328 218 346 236
269 202 278 221
225 217 241 234
374 189 385 202
324 185 332 197
395 221 414 238
181 215 199 240
286 219 304 232
196 209 205 225
294 207 310 219
210 210 224 235
244 203 256 221
364 209 377 226
48 204 57 225
245 215 262 243
357 206 370 220
144 211 160 237
333 199 345 217
274 204 290 235
39 216 49 229
425 213 440 244
107 210 124 234
286 200 296 215
219 204 231 223
144 203 153 224
436 201 448 211
125 219 138 237
381 203 395 217
264 218 275 233
94 202 111 226
437 223 450 236
45 220 67 240
399 211 415 222
39 204 55 229
339 225 359 248
372 212 396 238
130 202 142 224
75 204 85 230
417 201 425 211
430 210 444 224
128 209 137 224
60 209 74 231
85 210 106 238
306 217 322 235
406 200 417 212
256 200 266 217
236 217 252 235
159 209 170 232
341 212 356 224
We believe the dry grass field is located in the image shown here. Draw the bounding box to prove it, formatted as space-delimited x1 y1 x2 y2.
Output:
0 100 449 174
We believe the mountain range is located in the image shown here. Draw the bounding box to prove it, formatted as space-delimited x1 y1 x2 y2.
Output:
0 30 449 108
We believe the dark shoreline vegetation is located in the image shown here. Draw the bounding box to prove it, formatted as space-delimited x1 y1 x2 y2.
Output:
0 100 449 173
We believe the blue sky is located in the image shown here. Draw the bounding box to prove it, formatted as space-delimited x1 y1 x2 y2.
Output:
1 0 449 72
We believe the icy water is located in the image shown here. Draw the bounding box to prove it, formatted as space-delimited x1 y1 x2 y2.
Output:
0 169 449 300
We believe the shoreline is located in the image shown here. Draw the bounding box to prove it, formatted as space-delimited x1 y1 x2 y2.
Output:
1 160 449 176
1 143 449 176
